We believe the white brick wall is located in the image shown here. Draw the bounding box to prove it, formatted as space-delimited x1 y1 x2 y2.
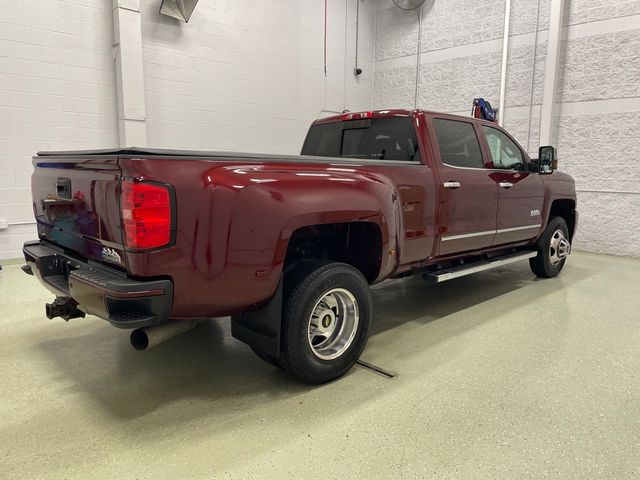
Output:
0 0 118 260
0 0 375 259
374 0 640 257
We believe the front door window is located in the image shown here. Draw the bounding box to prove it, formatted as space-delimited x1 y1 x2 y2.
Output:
482 126 524 170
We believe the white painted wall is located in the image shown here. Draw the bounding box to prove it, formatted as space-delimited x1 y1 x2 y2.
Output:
0 0 375 259
140 0 375 154
374 0 640 257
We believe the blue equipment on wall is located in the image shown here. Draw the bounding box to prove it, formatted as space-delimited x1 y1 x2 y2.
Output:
471 98 498 122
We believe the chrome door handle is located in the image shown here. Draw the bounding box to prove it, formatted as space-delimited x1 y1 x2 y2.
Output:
499 182 514 188
443 181 461 189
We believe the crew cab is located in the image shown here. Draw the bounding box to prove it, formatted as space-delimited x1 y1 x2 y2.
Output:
23 109 577 384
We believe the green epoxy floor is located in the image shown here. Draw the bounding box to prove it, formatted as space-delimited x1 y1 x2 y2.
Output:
1 252 639 479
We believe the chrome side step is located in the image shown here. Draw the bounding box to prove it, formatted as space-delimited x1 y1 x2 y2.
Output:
423 251 538 284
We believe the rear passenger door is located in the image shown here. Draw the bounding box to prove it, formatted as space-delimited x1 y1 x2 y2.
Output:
430 118 498 256
480 126 545 245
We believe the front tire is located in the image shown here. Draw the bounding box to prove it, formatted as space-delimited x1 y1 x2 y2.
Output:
529 216 571 278
280 261 372 384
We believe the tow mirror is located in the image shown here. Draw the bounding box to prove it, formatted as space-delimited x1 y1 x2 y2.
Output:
538 145 557 173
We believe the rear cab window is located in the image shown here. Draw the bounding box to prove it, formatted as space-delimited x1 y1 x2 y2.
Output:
432 118 484 169
302 117 420 162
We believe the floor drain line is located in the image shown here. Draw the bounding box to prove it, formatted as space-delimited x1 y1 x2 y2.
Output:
356 360 396 379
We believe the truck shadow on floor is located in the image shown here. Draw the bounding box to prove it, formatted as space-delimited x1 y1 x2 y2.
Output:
36 263 586 428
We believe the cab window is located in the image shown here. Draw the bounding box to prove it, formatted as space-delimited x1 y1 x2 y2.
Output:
482 126 524 170
302 117 420 162
432 119 484 169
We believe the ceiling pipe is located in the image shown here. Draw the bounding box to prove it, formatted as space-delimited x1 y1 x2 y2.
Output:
354 0 362 76
414 4 423 109
498 0 512 126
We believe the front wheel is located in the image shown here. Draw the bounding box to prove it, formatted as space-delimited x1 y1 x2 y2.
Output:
280 261 372 384
529 216 571 278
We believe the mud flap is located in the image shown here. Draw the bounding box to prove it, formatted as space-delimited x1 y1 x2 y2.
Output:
230 278 283 359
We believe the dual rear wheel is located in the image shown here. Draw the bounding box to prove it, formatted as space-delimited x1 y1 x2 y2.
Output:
254 217 571 384
254 261 372 385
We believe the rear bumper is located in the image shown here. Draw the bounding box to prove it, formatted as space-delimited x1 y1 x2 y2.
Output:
23 240 173 329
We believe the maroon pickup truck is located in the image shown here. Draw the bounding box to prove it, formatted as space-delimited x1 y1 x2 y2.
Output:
23 109 577 384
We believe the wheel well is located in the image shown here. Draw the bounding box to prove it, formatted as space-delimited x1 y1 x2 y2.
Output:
284 222 382 283
549 199 576 239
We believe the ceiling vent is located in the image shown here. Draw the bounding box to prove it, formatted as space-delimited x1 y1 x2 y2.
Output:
159 0 199 22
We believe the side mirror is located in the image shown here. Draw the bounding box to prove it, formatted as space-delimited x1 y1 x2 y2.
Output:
538 145 558 173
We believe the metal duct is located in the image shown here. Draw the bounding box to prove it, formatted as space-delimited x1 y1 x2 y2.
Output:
159 0 199 22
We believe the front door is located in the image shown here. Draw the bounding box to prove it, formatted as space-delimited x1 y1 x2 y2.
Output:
480 125 545 245
430 118 498 256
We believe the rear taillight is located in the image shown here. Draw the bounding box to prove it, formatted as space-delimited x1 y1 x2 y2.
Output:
121 180 172 250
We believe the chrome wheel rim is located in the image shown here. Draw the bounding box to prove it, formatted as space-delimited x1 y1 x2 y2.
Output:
307 288 359 360
549 229 571 266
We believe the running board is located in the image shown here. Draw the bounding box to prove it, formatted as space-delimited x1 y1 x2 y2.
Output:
423 251 537 284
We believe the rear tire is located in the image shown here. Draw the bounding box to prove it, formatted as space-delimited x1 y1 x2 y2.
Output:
280 261 372 384
529 216 571 278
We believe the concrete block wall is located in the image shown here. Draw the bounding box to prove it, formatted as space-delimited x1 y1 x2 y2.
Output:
374 0 640 257
374 0 548 150
0 0 118 260
555 5 640 257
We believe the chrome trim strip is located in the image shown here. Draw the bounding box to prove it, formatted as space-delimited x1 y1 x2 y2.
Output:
496 224 542 234
441 224 541 242
441 230 496 242
439 163 522 172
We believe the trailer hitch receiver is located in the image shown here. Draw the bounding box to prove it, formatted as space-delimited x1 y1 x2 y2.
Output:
45 298 86 321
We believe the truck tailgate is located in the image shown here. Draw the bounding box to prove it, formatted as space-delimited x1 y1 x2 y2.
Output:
31 155 126 268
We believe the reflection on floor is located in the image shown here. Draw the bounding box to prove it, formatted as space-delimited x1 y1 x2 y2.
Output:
1 252 639 479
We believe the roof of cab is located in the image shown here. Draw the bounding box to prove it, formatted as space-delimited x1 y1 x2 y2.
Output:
312 109 481 126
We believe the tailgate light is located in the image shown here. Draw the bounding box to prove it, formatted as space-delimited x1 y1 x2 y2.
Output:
342 111 373 121
121 180 172 250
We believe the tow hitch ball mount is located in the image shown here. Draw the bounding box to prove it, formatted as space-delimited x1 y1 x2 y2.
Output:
45 297 85 321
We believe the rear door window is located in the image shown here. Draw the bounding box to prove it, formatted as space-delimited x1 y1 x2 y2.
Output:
432 119 484 169
302 117 420 162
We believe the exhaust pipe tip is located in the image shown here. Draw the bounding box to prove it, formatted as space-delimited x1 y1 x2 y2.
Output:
130 329 150 351
130 319 201 351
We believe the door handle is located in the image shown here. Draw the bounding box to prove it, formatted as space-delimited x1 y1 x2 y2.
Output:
443 181 461 189
499 182 514 188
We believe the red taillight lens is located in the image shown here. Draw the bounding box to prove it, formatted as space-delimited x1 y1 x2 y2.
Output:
121 180 172 249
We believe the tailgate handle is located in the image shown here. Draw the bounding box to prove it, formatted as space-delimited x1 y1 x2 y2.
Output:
56 178 72 200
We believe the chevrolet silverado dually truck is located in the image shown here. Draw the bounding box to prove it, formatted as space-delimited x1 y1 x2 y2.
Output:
22 109 577 384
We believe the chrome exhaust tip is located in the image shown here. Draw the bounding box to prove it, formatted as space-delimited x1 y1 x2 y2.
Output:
130 320 201 351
